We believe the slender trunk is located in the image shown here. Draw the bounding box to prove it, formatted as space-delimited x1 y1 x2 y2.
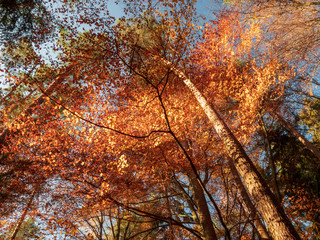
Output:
161 58 301 240
189 172 217 240
259 113 282 202
173 176 200 223
268 107 320 162
237 199 260 239
180 139 231 239
10 184 39 240
228 159 271 240
164 185 176 240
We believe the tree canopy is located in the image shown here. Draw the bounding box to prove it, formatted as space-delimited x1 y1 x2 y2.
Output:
1 0 319 239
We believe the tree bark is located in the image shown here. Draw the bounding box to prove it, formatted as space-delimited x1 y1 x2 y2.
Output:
228 159 271 240
161 58 301 240
268 106 320 162
189 172 217 240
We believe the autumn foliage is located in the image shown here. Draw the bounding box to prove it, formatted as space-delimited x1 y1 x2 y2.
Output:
0 0 318 239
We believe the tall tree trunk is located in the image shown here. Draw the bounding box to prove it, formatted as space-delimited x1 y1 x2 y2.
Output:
161 58 301 240
268 107 320 162
172 176 200 224
188 172 217 240
228 159 271 240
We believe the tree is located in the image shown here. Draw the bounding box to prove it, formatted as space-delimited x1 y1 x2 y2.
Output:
185 13 300 239
0 0 306 239
61 10 297 238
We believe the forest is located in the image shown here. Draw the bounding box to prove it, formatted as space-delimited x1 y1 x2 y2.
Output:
0 0 319 239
